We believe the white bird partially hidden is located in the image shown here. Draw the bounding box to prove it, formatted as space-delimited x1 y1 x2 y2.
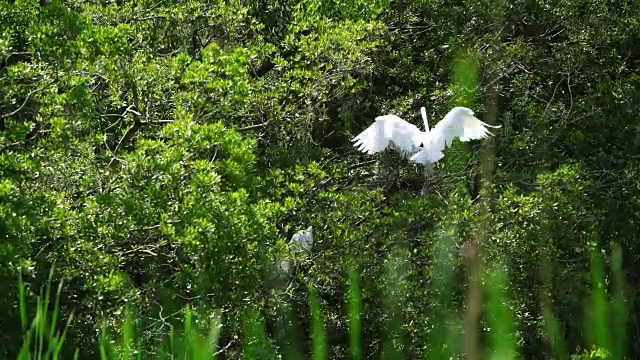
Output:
352 106 501 168
276 226 314 277
289 226 313 252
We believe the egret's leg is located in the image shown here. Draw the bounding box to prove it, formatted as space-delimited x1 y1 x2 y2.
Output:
376 155 390 191
421 162 434 196
424 162 434 175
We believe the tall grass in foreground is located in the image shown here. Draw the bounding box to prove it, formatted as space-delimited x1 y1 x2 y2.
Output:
16 266 77 360
15 244 627 359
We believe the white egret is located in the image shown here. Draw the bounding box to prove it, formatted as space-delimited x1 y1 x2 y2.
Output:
352 106 501 172
276 226 314 277
289 226 313 252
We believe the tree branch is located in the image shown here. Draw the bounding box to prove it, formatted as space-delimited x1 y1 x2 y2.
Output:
0 80 54 120
112 81 143 156
249 49 295 79
1 52 31 71
236 121 269 132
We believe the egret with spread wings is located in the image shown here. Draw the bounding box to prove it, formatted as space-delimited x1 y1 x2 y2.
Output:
352 106 501 171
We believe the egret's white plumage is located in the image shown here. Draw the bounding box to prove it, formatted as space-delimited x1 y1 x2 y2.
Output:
289 226 313 252
277 226 314 277
352 114 425 155
352 106 501 165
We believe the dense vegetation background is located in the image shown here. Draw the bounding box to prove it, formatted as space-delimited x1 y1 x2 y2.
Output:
2 0 640 358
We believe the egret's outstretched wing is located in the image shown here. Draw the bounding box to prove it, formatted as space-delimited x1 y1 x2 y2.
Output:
430 107 501 150
352 115 423 155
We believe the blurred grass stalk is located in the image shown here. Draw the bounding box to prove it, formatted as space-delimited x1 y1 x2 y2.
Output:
348 265 362 360
17 266 77 360
15 245 629 359
450 47 486 360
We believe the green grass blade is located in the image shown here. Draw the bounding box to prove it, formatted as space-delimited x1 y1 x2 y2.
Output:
169 325 175 358
35 293 43 359
243 309 270 358
48 279 64 344
18 268 27 333
37 266 55 360
309 284 327 360
611 245 627 360
542 308 568 360
208 310 222 358
347 266 362 360
450 49 480 109
484 264 516 360
123 308 133 360
184 305 192 359
586 247 611 353
382 248 408 359
53 311 75 359
18 329 32 360
99 320 113 360
427 222 459 360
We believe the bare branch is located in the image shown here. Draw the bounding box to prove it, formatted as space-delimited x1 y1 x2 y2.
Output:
541 75 565 121
142 119 174 124
129 219 179 232
237 121 269 132
0 80 54 119
213 340 234 356
348 159 377 170
122 248 158 257
111 82 143 157
113 121 140 154
1 52 31 71
102 104 141 119
103 134 127 165
127 15 168 23
565 71 573 115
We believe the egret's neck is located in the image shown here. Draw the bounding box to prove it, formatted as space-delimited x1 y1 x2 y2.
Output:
421 107 429 131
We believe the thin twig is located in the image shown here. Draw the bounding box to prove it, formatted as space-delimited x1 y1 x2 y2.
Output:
127 15 168 22
1 81 54 119
143 119 174 124
146 307 184 330
129 219 179 232
121 248 158 257
541 75 564 121
213 340 234 356
348 159 377 170
0 128 52 153
113 121 140 154
565 71 573 115
1 52 31 71
237 122 269 132
111 83 142 156
103 134 127 165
